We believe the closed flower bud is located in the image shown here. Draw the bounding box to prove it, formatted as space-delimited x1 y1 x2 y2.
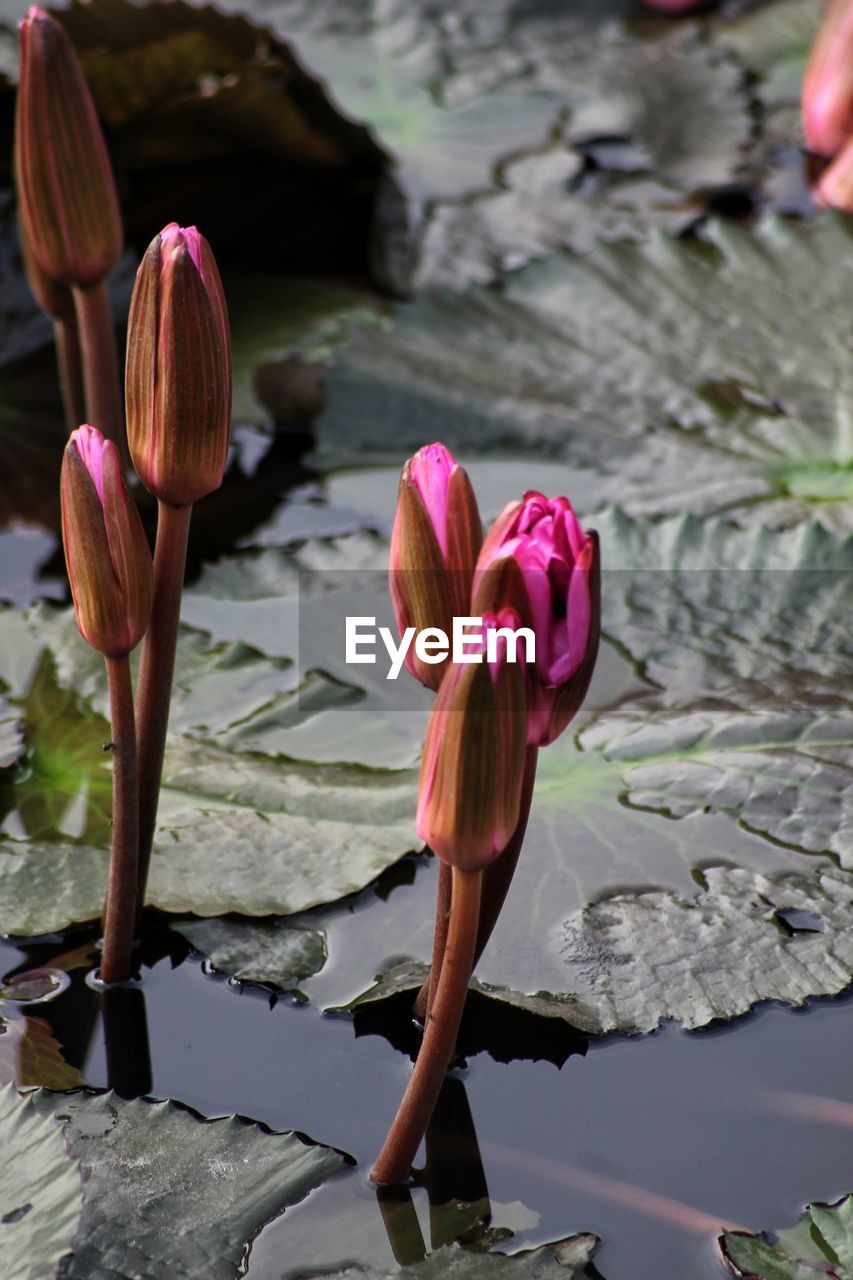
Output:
389 443 482 690
474 492 600 747
803 0 853 157
19 200 75 322
126 223 231 507
61 425 152 657
417 612 527 871
15 6 122 288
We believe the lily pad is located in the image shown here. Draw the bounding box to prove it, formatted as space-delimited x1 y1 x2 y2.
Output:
345 861 853 1037
176 916 327 989
319 215 853 531
0 695 22 771
243 0 751 284
308 1235 601 1280
0 1083 82 1280
22 1089 346 1280
721 1193 853 1279
0 600 418 936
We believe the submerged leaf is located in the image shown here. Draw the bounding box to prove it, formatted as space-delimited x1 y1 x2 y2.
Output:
0 1017 85 1091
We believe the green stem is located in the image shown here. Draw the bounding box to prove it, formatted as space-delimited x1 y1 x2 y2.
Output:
413 746 538 1022
135 500 192 917
372 866 482 1186
54 316 85 432
100 655 139 984
72 279 128 466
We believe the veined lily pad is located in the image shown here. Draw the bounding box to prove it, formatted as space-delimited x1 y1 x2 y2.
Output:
21 1089 346 1280
176 916 327 989
0 1084 82 1280
306 1235 601 1280
721 1193 853 1279
0 599 418 936
251 0 750 280
319 216 853 532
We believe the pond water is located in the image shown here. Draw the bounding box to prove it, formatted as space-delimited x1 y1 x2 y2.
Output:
2 921 853 1280
2 447 852 1278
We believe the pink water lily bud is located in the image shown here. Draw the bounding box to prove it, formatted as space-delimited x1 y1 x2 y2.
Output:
417 612 527 870
126 223 231 507
15 7 122 288
61 426 153 657
475 492 600 747
803 0 853 157
389 443 482 690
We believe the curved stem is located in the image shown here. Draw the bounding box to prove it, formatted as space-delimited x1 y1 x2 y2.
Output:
100 655 139 984
413 746 538 1021
54 316 85 432
372 866 482 1186
135 500 192 916
419 859 451 1022
72 279 128 466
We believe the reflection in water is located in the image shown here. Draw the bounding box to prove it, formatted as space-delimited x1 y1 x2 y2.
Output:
376 1075 495 1262
101 983 152 1100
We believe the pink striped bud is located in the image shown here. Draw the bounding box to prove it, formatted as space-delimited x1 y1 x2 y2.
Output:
126 223 231 507
803 0 853 157
389 443 482 690
417 612 527 870
15 7 122 288
474 492 600 747
61 426 152 657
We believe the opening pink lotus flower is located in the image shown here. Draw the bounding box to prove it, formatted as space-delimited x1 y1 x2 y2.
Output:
126 223 231 507
416 611 527 870
474 492 600 747
389 443 482 690
15 6 122 288
61 426 152 657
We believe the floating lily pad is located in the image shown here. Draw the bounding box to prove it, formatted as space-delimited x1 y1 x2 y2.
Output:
721 1193 853 1279
0 597 418 936
308 1235 601 1280
0 1083 82 1280
21 1089 346 1280
0 695 22 771
346 862 853 1037
177 916 327 989
320 216 853 532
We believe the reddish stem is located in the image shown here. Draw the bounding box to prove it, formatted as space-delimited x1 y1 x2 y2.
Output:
372 866 482 1186
100 654 139 984
413 745 538 1022
54 316 85 432
72 279 128 466
135 500 192 917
